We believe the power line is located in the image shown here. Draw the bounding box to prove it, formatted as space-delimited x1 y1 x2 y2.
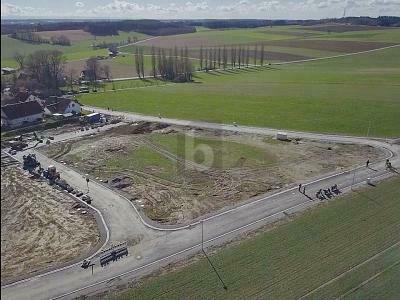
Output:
201 220 228 290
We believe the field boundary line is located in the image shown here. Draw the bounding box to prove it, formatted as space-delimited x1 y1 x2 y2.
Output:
118 36 160 49
335 260 400 300
89 82 176 94
298 241 400 299
273 44 400 65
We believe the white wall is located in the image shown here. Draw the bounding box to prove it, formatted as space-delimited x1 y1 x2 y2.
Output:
7 113 44 128
64 101 81 115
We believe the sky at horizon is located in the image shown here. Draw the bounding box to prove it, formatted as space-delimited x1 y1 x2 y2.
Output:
1 0 400 19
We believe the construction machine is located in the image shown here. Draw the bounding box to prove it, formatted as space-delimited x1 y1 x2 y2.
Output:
22 154 40 171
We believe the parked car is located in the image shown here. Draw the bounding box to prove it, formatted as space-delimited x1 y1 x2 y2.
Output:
82 194 92 204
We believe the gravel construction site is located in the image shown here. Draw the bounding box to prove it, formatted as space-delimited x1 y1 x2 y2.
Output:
0 153 100 284
41 122 383 224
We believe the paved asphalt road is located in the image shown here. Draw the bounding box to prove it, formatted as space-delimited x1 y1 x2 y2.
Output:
1 110 399 300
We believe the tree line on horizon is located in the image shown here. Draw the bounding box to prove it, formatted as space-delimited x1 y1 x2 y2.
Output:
10 32 71 46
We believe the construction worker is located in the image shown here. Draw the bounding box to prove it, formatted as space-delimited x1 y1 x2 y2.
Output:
298 183 302 192
386 159 390 169
366 159 370 168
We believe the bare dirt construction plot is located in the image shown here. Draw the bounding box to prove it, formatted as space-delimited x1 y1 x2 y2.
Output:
1 157 100 284
36 29 94 42
266 39 394 53
41 123 383 225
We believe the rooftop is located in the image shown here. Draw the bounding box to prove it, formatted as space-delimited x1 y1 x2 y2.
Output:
1 101 44 120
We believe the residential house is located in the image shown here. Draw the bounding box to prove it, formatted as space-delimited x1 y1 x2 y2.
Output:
1 100 44 129
45 97 81 116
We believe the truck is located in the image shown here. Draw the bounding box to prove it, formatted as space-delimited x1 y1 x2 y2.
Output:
85 113 101 123
100 247 128 267
43 165 61 183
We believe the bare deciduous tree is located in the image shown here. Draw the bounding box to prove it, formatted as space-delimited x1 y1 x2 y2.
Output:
134 47 141 78
254 44 258 66
13 52 26 69
85 57 100 90
151 46 157 78
199 45 204 70
26 49 65 90
102 65 111 80
260 44 265 66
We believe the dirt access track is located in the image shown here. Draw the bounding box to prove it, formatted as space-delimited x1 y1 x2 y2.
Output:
265 39 395 53
0 154 100 285
41 122 384 225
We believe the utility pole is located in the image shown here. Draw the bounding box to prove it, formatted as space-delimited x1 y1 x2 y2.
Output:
351 169 356 191
86 177 90 193
201 220 204 251
200 220 227 290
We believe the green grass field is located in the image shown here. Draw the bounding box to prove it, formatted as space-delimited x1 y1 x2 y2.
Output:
1 31 150 67
115 177 400 299
88 133 275 180
151 133 276 169
309 28 400 43
79 46 400 137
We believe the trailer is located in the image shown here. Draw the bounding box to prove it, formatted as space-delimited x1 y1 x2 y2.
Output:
85 113 101 123
100 247 128 267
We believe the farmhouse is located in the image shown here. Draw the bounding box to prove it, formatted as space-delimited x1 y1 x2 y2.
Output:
45 98 81 116
1 100 44 129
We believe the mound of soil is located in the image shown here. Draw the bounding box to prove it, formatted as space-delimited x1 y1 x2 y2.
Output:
110 176 132 189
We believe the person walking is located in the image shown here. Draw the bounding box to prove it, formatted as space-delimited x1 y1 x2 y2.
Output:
298 183 302 192
366 159 370 168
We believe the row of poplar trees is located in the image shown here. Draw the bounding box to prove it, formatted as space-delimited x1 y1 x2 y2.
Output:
199 44 266 71
133 44 267 80
134 46 193 82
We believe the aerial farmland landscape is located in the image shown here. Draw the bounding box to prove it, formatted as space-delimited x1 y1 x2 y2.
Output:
1 1 400 300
